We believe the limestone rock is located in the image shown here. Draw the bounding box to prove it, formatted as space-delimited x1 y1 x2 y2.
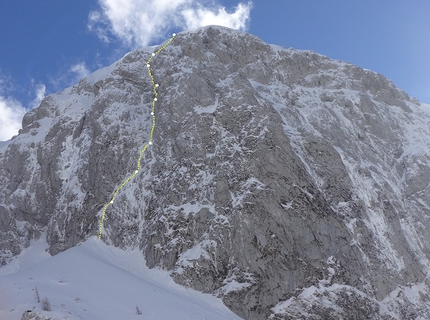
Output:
1 26 430 319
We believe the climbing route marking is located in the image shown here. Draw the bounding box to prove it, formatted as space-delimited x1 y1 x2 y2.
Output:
98 33 176 239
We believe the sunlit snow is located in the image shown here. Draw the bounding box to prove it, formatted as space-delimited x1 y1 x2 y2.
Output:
0 236 243 320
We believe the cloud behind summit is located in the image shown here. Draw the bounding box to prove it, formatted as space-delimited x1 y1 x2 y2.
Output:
88 0 252 48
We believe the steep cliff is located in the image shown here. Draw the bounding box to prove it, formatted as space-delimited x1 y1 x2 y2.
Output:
1 26 430 319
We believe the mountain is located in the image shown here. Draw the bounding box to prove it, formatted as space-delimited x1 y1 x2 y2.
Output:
1 25 430 319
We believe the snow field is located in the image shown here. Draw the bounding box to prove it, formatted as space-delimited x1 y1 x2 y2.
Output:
0 235 243 320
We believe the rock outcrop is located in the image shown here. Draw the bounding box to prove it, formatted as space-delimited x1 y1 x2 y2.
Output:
1 26 430 319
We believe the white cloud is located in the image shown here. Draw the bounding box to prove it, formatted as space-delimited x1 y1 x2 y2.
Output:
0 96 27 141
88 0 252 48
88 11 111 43
30 83 46 109
70 62 91 81
0 72 15 97
0 80 46 141
50 62 91 91
182 2 252 30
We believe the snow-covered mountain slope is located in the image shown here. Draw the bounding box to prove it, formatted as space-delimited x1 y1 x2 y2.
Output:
1 26 430 319
0 235 242 320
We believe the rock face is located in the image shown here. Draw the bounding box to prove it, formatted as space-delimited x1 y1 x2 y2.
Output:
1 26 430 319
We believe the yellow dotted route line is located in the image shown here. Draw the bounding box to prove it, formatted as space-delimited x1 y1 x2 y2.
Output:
98 33 176 239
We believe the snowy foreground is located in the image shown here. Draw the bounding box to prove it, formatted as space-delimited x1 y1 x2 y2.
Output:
0 235 243 320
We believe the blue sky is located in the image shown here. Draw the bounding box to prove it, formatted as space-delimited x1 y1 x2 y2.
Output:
1 0 429 140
